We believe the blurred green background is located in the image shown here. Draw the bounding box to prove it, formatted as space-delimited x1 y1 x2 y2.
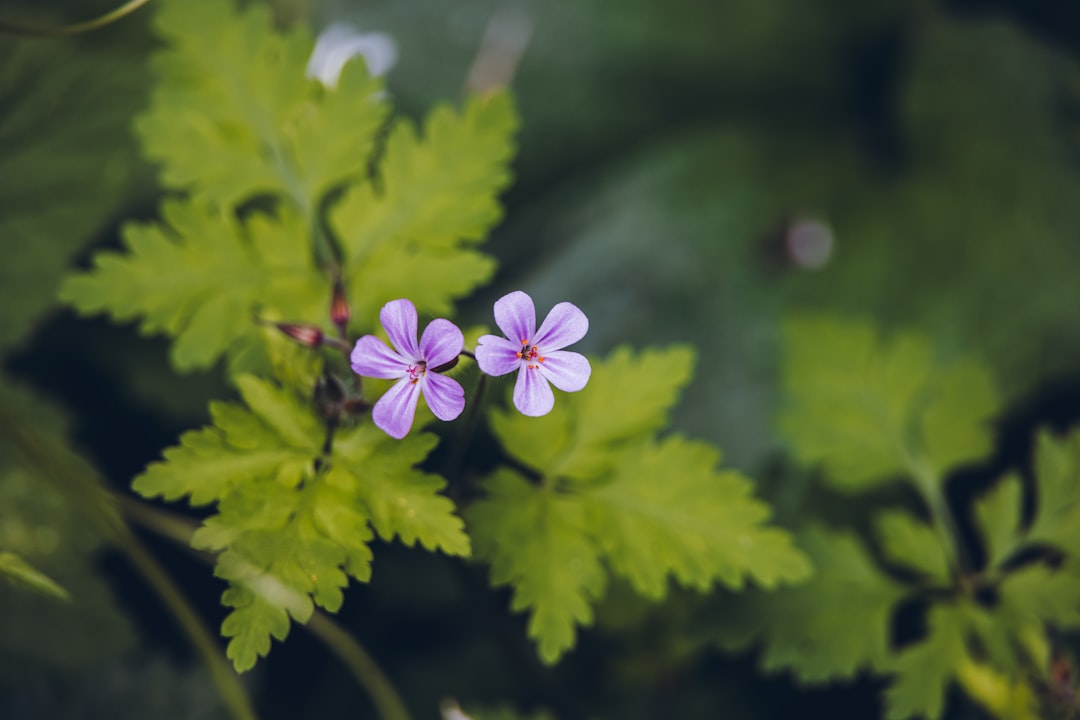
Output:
2 0 1080 718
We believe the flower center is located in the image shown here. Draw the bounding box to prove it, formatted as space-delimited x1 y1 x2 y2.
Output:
516 340 545 370
407 361 427 384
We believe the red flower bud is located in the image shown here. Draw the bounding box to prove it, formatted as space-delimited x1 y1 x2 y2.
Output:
275 323 324 348
330 277 350 338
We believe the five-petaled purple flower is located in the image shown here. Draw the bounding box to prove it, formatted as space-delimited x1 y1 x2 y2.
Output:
476 291 591 416
351 299 465 439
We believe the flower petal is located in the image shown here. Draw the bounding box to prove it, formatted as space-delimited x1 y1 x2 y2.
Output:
533 301 589 352
475 334 523 376
351 335 408 379
422 372 465 421
537 350 591 392
419 318 464 367
493 291 536 345
380 299 420 359
514 366 554 417
372 377 422 439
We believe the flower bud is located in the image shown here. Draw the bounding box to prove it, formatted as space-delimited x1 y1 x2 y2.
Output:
330 277 350 338
275 323 324 348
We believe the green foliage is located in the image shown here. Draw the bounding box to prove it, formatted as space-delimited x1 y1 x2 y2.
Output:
711 525 905 681
470 347 809 663
743 316 1080 718
0 551 70 601
61 0 518 374
778 315 998 491
0 381 134 667
61 200 328 373
136 0 388 210
133 375 469 671
330 91 518 324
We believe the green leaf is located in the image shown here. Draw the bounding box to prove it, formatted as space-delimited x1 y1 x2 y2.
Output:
136 0 388 210
489 345 696 480
973 474 1023 571
0 551 70 601
587 436 810 598
132 375 467 671
468 470 606 664
711 525 905 682
876 510 951 585
1028 429 1080 551
999 561 1080 631
778 315 998 492
885 604 970 720
332 91 518 325
61 199 328 373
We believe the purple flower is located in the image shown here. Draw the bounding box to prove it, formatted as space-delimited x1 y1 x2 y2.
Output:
351 299 465 439
476 291 591 416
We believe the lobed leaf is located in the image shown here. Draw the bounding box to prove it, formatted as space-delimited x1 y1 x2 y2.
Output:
778 315 998 492
875 510 951 586
972 474 1023 571
332 91 518 327
60 200 328 374
468 470 606 664
712 525 905 682
474 349 807 663
136 0 388 210
490 345 696 480
132 375 467 671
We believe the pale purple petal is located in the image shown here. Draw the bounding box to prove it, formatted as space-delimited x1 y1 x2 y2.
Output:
419 318 464 367
493 291 536 345
533 301 589 352
513 366 554 417
351 335 408 379
372 377 422 439
475 334 523 376
537 350 591 392
422 372 465 421
380 299 420 359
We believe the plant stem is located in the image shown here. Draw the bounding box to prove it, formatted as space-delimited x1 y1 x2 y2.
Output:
306 612 413 720
0 0 154 37
908 457 966 580
117 494 411 720
0 411 256 720
116 531 258 720
446 371 487 497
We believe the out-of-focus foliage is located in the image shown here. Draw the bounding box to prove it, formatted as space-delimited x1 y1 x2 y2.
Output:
708 316 1080 720
0 551 70 600
0 34 148 353
0 383 133 669
469 347 810 664
133 375 469 671
778 315 998 491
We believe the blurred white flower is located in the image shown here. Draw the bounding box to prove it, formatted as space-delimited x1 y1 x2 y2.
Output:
306 23 398 88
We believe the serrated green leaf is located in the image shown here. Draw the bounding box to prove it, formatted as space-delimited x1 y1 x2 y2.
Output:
334 425 470 556
0 551 70 601
778 315 998 492
60 199 328 373
712 526 904 682
132 375 466 671
876 510 951 585
136 0 388 210
999 561 1080 630
332 91 518 326
973 474 1023 571
1028 429 1080 551
886 604 970 720
490 345 696 480
467 470 607 664
588 436 810 598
